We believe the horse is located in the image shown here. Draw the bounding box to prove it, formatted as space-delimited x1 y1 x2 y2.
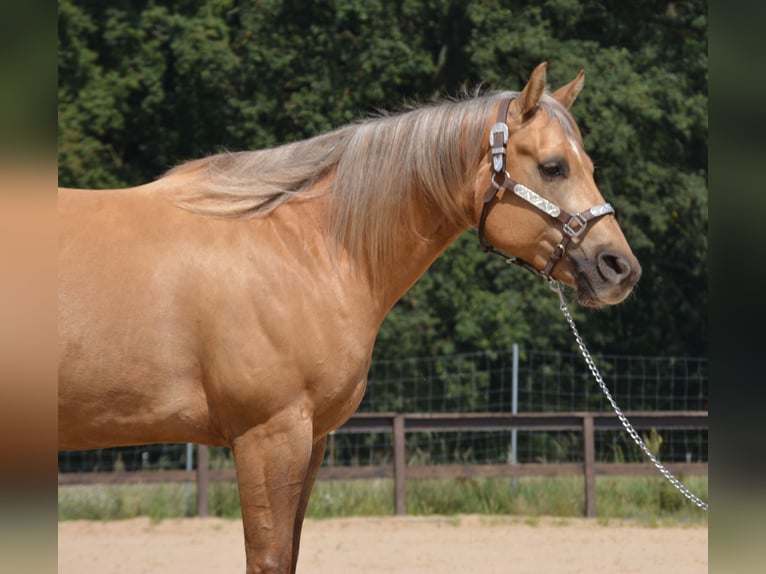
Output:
58 63 641 573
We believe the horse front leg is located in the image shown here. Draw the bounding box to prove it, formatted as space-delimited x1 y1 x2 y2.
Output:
290 435 327 574
231 407 313 574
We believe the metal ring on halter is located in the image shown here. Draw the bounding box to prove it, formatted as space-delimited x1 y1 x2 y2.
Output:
491 170 510 189
563 213 588 238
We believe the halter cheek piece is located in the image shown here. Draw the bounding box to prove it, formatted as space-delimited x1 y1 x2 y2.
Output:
477 97 615 278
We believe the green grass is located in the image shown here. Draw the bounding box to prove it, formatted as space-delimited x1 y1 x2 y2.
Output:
59 475 708 525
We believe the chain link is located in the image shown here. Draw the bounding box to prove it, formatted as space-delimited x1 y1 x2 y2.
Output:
550 280 708 511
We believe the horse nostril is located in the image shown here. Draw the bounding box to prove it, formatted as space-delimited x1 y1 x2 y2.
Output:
597 252 631 284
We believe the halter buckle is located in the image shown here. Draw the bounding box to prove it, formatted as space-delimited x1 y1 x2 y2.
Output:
489 122 509 173
489 122 509 146
563 214 588 238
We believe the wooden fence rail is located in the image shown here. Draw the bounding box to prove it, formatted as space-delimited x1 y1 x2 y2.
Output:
58 411 708 518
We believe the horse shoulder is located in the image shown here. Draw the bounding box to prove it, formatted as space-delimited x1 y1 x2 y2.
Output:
189 212 380 438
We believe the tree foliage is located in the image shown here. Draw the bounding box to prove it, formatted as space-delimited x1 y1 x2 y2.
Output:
58 0 708 360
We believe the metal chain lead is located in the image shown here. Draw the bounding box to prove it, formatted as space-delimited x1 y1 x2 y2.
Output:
550 280 708 511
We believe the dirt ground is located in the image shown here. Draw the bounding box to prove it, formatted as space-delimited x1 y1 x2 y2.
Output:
58 515 707 574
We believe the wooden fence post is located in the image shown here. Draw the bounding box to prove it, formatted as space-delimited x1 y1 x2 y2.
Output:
197 444 209 517
582 414 596 518
328 431 335 467
393 415 406 515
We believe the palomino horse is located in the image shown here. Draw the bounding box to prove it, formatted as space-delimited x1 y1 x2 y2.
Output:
59 63 640 573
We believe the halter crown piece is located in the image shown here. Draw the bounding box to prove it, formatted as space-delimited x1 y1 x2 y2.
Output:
477 96 615 277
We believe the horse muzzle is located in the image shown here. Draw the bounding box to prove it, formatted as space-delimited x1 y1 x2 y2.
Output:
572 250 642 307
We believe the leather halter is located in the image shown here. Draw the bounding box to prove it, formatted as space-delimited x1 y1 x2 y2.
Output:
477 97 615 278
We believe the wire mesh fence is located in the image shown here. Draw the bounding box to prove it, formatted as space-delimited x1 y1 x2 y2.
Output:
58 349 708 473
362 349 708 413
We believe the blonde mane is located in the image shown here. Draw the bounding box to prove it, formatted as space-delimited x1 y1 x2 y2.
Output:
168 91 577 276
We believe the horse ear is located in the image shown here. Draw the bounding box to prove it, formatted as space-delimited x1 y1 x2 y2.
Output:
552 69 585 109
517 62 548 117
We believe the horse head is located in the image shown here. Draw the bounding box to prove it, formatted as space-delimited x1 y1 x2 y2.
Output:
474 63 641 307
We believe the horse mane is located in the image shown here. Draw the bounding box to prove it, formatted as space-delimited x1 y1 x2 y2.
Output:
168 91 578 277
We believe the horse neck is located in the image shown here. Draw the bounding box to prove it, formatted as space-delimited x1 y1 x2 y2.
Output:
369 199 468 316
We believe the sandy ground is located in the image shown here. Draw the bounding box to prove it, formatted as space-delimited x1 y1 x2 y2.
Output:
58 515 707 574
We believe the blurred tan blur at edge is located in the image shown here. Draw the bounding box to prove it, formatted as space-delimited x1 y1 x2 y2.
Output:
0 163 57 480
0 161 57 574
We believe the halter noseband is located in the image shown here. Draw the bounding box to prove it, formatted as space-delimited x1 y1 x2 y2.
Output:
477 97 615 278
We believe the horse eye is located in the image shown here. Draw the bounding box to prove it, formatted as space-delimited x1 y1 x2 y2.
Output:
539 162 565 179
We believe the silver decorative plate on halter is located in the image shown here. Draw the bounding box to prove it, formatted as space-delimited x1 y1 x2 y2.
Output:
590 203 614 217
513 184 561 218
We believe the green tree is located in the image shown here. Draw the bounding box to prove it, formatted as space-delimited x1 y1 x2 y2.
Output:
58 0 708 371
376 0 708 358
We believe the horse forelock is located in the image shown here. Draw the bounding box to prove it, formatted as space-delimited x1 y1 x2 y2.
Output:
537 93 583 144
169 93 513 278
